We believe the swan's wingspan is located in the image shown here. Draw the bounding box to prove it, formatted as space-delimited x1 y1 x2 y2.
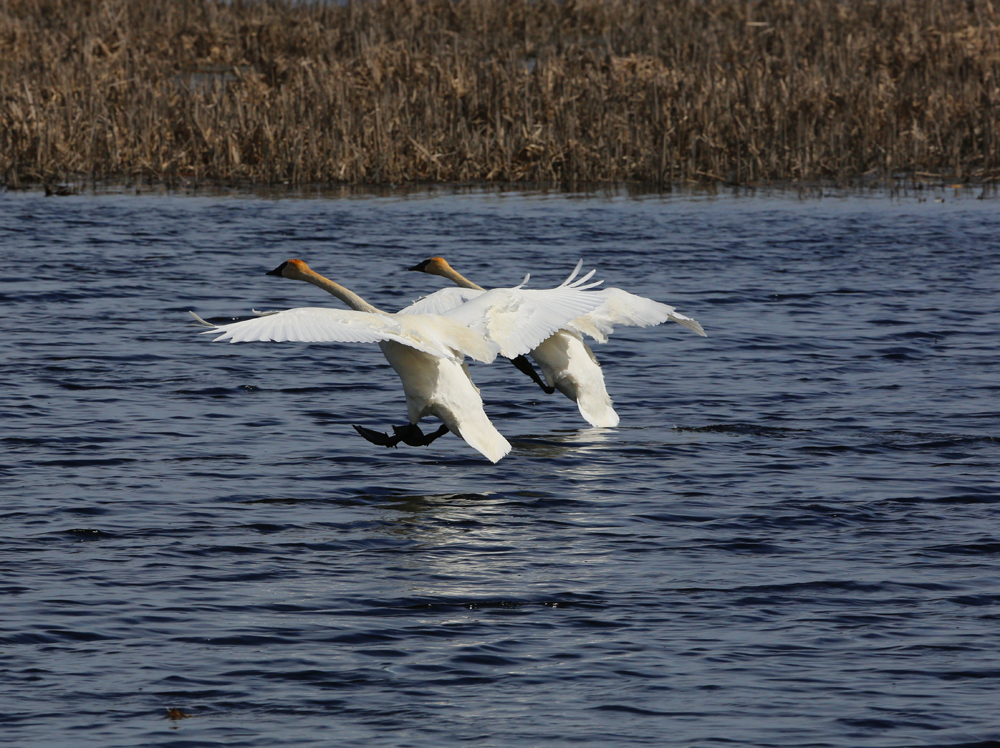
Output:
192 307 498 361
439 284 605 358
566 288 707 343
397 287 486 316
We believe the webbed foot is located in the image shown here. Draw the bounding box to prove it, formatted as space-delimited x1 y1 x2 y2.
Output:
392 423 450 447
353 424 401 448
353 423 450 448
421 424 450 445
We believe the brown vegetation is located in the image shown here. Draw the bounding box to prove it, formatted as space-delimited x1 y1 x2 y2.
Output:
2 0 999 188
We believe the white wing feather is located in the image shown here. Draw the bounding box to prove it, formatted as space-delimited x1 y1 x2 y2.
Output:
397 287 486 316
556 259 599 289
565 288 707 343
398 265 606 358
189 308 499 363
439 285 605 358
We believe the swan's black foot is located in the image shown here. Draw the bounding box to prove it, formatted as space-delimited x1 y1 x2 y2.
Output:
353 424 401 447
392 423 450 447
510 355 556 394
423 424 450 445
353 423 450 448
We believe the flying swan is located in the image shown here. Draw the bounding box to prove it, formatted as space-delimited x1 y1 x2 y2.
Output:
190 259 603 462
403 257 707 428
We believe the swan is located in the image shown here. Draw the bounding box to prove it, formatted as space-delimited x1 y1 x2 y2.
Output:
190 259 603 462
403 257 707 428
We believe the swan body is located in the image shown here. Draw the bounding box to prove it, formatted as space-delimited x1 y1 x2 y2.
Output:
192 259 604 461
528 329 619 427
378 340 511 462
405 257 706 428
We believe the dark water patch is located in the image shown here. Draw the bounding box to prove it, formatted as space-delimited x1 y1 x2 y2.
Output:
867 431 1000 449
35 457 138 468
57 528 115 541
933 668 1000 681
589 704 678 716
169 453 254 463
180 634 305 646
876 346 925 360
173 387 247 397
29 628 120 644
935 493 1000 505
676 423 809 438
450 652 519 667
729 579 953 598
52 382 119 392
877 493 1000 506
701 538 787 555
241 523 290 534
634 512 719 524
946 595 1000 607
925 541 1000 556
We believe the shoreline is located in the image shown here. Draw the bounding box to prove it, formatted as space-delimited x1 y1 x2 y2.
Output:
12 177 998 203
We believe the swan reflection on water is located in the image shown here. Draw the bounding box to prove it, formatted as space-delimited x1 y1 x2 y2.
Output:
510 426 617 459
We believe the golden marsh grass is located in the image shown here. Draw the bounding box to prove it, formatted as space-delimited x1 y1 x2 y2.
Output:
2 0 999 187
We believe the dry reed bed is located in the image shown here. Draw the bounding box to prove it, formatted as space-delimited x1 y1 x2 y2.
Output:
2 0 999 187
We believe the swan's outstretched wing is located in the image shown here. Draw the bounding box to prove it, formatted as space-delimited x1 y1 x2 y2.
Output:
190 308 499 363
566 288 707 343
439 283 605 358
397 287 485 316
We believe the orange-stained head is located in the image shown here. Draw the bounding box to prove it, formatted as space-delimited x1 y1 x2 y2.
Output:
407 257 453 277
266 258 313 279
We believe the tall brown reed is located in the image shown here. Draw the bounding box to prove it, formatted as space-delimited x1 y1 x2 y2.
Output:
2 0 999 187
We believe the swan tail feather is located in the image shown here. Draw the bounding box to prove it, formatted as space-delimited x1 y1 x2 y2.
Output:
453 415 512 463
575 392 620 428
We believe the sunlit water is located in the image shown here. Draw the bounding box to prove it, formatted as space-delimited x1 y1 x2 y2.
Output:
2 186 999 747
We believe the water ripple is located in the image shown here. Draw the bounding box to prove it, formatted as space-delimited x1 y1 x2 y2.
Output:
1 188 999 748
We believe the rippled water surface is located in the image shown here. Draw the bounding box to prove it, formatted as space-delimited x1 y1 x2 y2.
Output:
2 187 999 747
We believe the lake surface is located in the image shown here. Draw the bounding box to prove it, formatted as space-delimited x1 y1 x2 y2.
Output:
2 185 999 747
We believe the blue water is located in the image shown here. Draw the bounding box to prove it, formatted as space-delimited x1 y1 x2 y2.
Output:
2 186 999 747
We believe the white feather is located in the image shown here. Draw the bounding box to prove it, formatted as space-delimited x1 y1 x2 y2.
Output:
398 287 485 316
400 284 605 358
566 287 708 343
194 307 498 363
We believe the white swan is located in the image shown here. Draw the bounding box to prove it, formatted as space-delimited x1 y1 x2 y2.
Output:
403 257 707 428
191 259 603 462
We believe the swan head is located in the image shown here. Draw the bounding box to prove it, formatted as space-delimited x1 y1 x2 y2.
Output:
267 258 312 280
407 257 452 277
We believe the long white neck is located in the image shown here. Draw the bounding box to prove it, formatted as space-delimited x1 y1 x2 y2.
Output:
279 260 384 314
304 272 384 314
438 264 485 291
